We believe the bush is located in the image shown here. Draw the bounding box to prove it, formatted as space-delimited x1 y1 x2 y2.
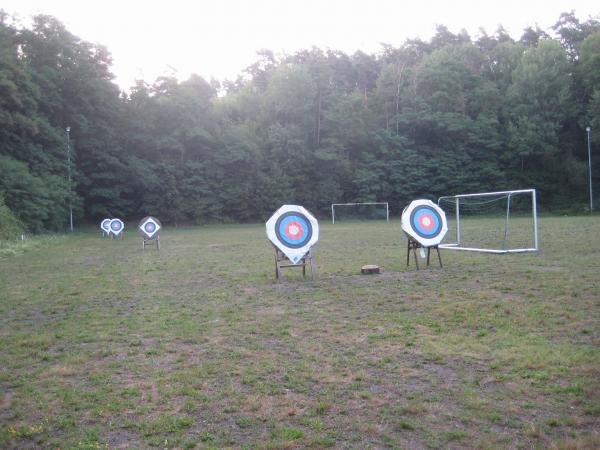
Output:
0 196 25 240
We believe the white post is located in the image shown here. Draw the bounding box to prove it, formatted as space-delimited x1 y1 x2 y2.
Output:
331 204 335 224
455 197 460 245
532 189 538 250
386 202 389 222
503 194 511 249
586 127 593 213
66 126 73 232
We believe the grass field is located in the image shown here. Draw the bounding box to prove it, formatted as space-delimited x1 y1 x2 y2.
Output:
1 217 599 449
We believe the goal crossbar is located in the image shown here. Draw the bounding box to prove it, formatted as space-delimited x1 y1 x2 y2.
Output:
437 189 538 253
331 202 389 224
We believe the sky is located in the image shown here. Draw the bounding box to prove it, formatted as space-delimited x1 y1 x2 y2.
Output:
2 0 598 91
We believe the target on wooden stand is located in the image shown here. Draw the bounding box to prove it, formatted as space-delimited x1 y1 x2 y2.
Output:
266 205 319 265
138 216 161 239
109 218 125 237
100 218 111 235
401 199 448 247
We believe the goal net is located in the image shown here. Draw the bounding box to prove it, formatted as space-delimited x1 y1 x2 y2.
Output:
331 202 389 224
437 189 538 253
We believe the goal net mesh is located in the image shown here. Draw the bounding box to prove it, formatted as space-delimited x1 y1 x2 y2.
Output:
332 203 388 222
438 191 536 252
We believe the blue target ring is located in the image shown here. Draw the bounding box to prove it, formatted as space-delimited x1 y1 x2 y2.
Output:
275 212 312 249
410 207 442 239
101 219 111 231
145 222 156 233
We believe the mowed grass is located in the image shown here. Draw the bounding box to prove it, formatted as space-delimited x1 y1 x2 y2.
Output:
0 217 599 449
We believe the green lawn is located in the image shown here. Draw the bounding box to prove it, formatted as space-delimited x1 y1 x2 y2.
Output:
0 217 599 449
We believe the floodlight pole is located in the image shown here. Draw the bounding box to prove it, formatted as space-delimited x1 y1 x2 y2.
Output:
586 126 593 213
66 126 73 232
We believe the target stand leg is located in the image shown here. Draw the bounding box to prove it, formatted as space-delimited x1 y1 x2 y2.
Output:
426 245 442 268
407 239 420 270
275 249 282 281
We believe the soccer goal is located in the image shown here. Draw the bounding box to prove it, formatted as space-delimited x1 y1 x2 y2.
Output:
331 202 389 224
437 189 538 253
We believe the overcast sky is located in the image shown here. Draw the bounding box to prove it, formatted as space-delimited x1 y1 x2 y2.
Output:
2 0 598 91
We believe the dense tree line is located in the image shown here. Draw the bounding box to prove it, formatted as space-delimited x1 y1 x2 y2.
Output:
0 11 599 233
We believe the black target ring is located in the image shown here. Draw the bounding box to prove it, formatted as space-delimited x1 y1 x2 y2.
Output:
274 211 313 249
409 206 443 239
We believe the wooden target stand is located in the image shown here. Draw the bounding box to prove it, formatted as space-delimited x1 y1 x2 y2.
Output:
273 245 315 281
142 235 160 250
110 232 124 240
406 237 442 270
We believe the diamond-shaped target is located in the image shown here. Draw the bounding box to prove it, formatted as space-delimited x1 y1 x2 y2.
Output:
266 205 319 264
401 199 448 247
109 218 125 236
100 218 111 233
138 216 161 239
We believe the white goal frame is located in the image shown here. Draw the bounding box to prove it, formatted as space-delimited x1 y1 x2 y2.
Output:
437 189 538 253
331 202 389 224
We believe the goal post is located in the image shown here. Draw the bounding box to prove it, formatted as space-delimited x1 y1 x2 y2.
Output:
331 202 389 224
437 189 538 253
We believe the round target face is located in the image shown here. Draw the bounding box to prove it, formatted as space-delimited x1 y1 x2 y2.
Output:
401 199 448 247
109 218 125 236
275 212 313 249
100 218 111 232
138 216 161 239
266 205 319 264
410 206 443 239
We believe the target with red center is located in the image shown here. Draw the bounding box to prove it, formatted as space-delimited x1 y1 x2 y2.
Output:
266 205 319 264
109 218 125 236
138 216 161 239
276 213 312 248
401 199 447 246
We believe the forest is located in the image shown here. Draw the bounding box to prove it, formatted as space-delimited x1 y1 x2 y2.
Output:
0 11 599 233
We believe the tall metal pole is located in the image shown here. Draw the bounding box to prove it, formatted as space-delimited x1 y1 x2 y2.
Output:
66 126 73 232
586 126 593 213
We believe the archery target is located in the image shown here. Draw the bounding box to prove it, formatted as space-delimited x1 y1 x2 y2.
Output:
266 205 319 264
401 199 448 247
109 218 125 236
138 216 161 239
100 218 111 233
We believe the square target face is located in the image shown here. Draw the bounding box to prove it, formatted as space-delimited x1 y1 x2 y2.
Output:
138 216 161 238
401 199 448 247
266 205 319 264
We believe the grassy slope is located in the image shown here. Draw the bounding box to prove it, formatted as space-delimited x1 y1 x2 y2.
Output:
0 217 599 449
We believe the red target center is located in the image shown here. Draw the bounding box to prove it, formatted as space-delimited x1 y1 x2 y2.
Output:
285 221 303 239
418 213 435 230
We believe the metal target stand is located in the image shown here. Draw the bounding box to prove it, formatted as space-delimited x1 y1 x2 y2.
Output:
273 246 315 281
406 238 442 270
